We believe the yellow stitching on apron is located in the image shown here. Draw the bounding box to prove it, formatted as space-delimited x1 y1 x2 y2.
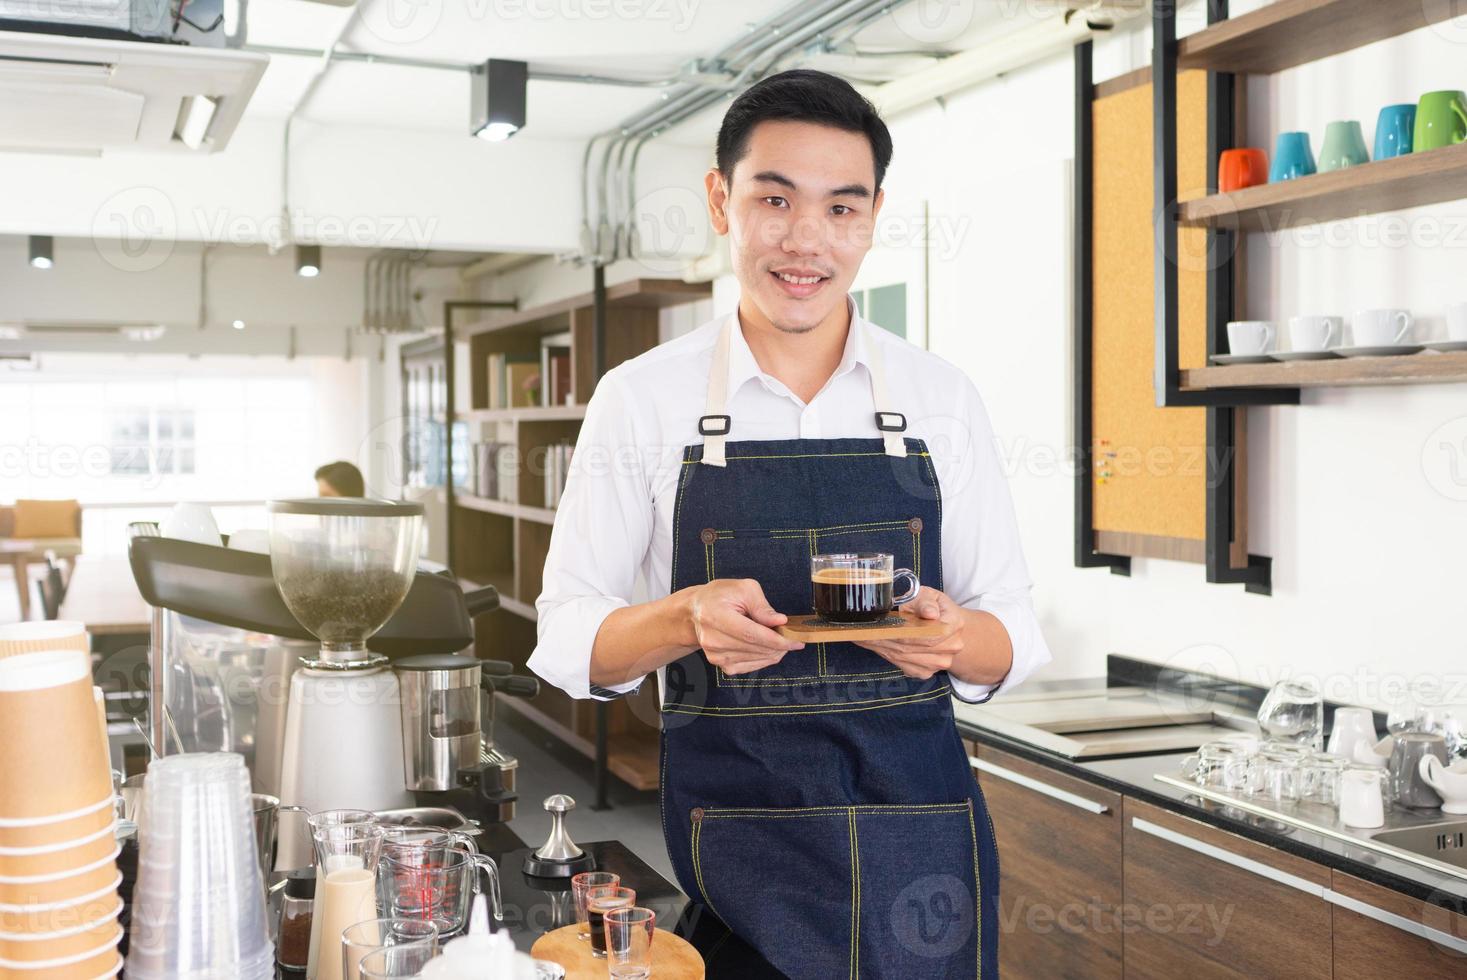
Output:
919 448 944 587
662 685 950 716
967 801 981 978
705 539 714 583
913 526 921 580
850 807 861 980
690 815 723 923
671 447 694 594
848 808 858 980
700 803 969 818
683 451 932 465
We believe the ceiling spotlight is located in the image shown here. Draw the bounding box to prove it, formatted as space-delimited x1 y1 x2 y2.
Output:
232 319 246 330
296 244 321 278
470 59 527 142
28 236 53 270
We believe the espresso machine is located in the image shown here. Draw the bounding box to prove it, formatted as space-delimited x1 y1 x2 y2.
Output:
127 499 529 869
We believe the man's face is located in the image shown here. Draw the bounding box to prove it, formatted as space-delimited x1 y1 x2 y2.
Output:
707 120 883 334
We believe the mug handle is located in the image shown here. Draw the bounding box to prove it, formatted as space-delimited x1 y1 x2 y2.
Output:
1420 754 1445 790
1261 322 1275 350
892 569 920 607
1393 311 1412 343
1324 320 1338 348
1452 99 1467 141
470 854 504 921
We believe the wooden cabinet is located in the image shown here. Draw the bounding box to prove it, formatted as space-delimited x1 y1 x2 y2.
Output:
1121 798 1332 979
969 742 1124 979
1330 871 1467 979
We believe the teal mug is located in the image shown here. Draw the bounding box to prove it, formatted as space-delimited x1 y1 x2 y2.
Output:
1373 104 1415 159
1269 131 1316 182
1414 90 1467 152
1319 120 1369 171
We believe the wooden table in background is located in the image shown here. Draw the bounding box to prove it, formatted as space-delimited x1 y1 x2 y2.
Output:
57 557 151 636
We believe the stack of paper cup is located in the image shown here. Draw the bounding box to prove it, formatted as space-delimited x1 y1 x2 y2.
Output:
0 650 124 979
125 753 274 980
0 622 89 660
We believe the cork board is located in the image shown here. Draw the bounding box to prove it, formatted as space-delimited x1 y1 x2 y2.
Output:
1091 70 1209 544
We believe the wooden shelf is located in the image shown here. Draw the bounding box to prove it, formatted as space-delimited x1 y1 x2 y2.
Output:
1182 351 1467 390
456 495 558 526
1176 0 1454 74
495 692 659 791
462 278 710 337
460 405 587 423
1179 143 1467 231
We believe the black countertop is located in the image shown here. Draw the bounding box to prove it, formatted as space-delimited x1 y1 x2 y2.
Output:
954 661 1467 918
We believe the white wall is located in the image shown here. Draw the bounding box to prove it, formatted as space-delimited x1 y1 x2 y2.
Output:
873 13 1467 709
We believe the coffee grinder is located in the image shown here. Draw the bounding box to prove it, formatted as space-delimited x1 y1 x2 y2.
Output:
394 654 538 822
269 498 422 868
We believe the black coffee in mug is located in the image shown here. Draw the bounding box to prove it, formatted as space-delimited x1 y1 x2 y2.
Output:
812 567 894 624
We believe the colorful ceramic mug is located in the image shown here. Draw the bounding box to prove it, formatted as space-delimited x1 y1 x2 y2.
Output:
1373 104 1415 159
1219 148 1268 192
1414 90 1467 152
1318 121 1369 171
1269 131 1316 181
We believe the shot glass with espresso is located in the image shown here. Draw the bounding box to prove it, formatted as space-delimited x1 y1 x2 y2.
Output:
811 553 920 624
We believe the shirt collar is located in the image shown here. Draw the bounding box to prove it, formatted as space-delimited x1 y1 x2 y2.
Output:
725 294 871 397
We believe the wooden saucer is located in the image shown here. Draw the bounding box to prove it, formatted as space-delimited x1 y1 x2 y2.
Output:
531 924 704 979
776 608 947 643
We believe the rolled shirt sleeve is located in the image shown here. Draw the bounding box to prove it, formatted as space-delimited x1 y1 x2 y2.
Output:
528 370 650 700
930 378 1052 704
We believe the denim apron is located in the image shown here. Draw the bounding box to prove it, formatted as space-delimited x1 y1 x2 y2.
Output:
658 316 1000 979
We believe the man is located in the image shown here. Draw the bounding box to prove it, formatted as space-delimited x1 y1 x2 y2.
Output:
530 69 1050 978
315 460 365 498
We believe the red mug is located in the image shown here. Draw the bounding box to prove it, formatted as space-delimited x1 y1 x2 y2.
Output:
1218 148 1268 192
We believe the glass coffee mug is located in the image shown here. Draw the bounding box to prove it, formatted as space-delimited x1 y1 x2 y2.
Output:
810 553 920 624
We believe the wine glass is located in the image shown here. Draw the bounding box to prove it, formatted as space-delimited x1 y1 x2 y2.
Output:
1257 679 1324 750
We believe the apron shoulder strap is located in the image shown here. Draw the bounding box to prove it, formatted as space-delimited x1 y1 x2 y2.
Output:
698 311 908 466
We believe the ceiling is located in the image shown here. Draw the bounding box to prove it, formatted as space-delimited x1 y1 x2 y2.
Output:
240 0 1024 142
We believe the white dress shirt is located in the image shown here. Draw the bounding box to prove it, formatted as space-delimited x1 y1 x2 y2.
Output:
527 303 1051 704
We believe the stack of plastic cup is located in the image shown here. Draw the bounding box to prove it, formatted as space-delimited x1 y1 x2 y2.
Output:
124 753 274 980
0 623 89 660
0 649 123 980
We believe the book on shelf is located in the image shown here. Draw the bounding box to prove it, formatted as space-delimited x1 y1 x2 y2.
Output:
468 440 517 503
486 352 539 409
540 331 573 407
544 439 574 509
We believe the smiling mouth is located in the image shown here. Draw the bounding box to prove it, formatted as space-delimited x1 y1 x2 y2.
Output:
769 269 830 296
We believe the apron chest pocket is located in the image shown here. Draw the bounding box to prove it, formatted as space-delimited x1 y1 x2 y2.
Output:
691 801 980 980
706 519 927 685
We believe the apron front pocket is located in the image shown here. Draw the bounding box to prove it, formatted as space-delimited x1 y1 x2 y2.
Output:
691 801 980 980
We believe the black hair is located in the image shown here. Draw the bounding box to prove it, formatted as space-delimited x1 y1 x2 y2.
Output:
715 69 893 191
314 460 365 497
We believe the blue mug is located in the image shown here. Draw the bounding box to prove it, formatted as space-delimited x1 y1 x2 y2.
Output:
1374 104 1416 159
1269 131 1317 181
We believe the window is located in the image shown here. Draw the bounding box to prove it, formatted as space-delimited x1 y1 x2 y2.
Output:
853 282 908 339
109 407 196 477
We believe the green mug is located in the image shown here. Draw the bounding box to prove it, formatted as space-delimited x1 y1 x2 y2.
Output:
1414 90 1467 152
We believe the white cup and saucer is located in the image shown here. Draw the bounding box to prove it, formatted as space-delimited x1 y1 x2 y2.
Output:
1425 302 1467 352
1211 321 1277 365
1336 309 1422 357
1273 315 1343 361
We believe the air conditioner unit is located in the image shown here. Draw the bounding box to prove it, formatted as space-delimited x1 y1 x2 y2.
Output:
0 28 267 154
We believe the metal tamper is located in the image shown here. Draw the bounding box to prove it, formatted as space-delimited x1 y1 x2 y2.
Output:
522 794 595 878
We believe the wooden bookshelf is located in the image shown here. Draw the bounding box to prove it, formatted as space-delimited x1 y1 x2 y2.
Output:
444 276 710 793
1176 0 1455 75
1182 351 1467 391
1179 143 1467 232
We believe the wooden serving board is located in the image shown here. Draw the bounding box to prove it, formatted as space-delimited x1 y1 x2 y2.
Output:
776 608 947 643
531 924 704 979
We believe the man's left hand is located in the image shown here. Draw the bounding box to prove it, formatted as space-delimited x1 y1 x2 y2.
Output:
854 587 965 680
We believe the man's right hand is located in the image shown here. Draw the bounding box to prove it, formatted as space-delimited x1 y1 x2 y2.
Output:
688 579 805 676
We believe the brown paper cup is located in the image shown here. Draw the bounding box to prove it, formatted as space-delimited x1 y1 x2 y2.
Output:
0 654 111 820
0 851 119 907
0 623 88 660
0 891 120 934
0 800 114 850
1 947 120 979
0 916 120 962
0 825 118 879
